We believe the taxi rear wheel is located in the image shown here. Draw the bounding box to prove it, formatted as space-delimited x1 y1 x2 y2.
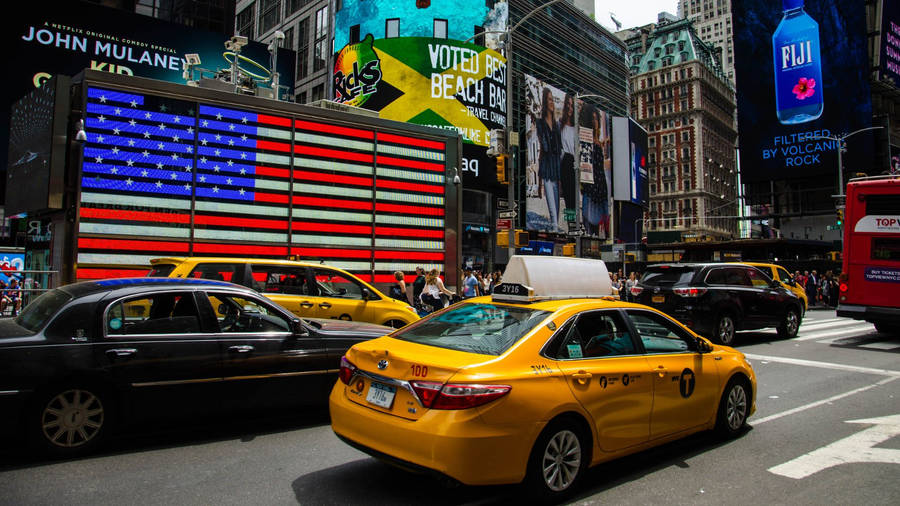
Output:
715 378 750 437
525 420 586 500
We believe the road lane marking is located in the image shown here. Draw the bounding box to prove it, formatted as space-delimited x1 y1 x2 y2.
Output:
795 325 876 341
768 414 900 479
744 354 900 377
751 376 898 425
800 319 865 330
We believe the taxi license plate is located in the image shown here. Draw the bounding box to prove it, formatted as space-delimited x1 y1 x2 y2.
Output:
652 295 665 303
366 382 396 409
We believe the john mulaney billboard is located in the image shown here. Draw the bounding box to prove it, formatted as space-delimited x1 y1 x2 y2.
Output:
732 0 874 184
333 0 508 187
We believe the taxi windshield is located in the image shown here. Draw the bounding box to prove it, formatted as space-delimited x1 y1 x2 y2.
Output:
393 302 551 356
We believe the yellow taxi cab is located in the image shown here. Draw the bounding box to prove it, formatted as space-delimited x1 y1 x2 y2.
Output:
330 256 757 500
744 262 808 313
149 257 419 328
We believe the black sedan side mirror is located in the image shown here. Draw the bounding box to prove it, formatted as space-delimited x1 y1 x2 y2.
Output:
292 319 309 336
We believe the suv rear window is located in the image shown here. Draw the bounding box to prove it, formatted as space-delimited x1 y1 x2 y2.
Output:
640 267 696 286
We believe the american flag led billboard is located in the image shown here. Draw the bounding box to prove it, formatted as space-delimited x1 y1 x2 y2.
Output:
78 86 447 283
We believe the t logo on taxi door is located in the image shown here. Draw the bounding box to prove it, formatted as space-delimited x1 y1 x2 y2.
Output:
679 368 696 398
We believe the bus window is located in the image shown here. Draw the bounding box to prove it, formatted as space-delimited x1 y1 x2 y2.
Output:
872 238 900 261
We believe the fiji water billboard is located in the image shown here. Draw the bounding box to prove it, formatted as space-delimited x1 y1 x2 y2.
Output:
333 0 507 188
732 0 874 184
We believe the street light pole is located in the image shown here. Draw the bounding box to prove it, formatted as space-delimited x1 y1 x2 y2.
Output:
811 126 884 201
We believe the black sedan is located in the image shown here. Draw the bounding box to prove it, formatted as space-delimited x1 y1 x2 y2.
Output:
0 278 393 456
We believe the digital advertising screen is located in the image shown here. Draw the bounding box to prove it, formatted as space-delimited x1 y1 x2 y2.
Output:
523 74 612 239
732 0 874 184
1 0 295 201
333 0 507 188
881 0 900 85
611 117 648 207
76 84 448 283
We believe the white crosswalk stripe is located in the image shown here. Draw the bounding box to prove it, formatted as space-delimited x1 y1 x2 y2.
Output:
795 321 877 341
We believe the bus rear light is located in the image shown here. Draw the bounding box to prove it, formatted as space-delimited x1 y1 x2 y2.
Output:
839 283 848 293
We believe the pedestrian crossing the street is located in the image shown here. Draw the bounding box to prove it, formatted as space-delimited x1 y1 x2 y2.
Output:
794 317 899 350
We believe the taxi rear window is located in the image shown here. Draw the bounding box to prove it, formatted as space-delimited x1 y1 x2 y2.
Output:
147 264 176 277
393 303 551 356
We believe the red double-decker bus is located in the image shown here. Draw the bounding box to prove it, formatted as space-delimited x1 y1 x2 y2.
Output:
837 175 900 335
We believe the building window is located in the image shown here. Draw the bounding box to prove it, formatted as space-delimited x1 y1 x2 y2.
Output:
296 91 307 104
311 84 324 102
297 17 309 79
237 4 255 39
386 18 399 38
288 0 310 17
434 19 448 39
259 0 281 35
313 6 328 72
283 27 294 50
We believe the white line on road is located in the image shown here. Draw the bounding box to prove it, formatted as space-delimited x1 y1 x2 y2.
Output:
752 376 898 426
745 354 900 377
799 319 862 330
795 325 875 341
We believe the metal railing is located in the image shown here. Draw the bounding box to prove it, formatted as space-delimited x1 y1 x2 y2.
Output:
0 270 58 317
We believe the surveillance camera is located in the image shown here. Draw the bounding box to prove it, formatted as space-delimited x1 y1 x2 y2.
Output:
184 53 201 66
274 30 285 41
232 35 248 46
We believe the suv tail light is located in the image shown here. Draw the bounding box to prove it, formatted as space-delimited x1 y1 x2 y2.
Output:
410 381 511 409
674 287 707 297
630 285 644 296
338 356 357 385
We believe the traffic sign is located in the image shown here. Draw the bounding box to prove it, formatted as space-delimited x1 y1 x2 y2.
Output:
498 210 517 219
496 218 512 230
497 199 518 210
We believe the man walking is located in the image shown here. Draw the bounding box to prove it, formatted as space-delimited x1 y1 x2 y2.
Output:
412 267 426 310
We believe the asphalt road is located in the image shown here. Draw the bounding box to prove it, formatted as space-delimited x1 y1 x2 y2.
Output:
1 309 898 505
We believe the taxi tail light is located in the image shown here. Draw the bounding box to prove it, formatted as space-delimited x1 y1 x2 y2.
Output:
674 287 707 298
630 285 644 296
338 356 356 385
410 381 512 410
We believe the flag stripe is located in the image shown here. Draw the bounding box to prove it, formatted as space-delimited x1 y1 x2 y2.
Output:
378 132 445 150
295 119 374 140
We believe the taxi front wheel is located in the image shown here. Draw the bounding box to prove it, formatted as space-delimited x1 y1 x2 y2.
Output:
715 378 750 437
525 420 587 501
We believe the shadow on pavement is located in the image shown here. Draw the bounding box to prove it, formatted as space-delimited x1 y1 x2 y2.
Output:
0 407 330 470
291 427 751 506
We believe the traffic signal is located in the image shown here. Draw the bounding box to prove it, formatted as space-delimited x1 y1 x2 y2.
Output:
496 155 508 184
836 208 844 226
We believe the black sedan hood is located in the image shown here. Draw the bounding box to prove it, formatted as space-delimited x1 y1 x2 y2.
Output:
303 318 393 338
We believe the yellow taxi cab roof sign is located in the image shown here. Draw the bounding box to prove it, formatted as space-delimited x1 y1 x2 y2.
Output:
492 255 612 303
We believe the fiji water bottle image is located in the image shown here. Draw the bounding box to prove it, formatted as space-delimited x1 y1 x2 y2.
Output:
772 0 824 124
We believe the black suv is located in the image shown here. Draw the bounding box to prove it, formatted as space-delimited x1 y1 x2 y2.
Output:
631 263 803 345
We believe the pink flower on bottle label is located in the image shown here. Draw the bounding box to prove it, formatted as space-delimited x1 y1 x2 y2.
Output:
792 77 816 100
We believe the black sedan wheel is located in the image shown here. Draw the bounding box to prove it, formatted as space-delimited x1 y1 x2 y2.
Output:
777 308 800 338
32 385 111 455
714 313 736 346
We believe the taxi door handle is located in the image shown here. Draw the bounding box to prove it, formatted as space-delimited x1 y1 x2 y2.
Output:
319 302 332 309
571 371 592 384
655 366 667 378
299 302 314 309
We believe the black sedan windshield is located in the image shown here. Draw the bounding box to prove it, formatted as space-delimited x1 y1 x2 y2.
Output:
393 303 551 355
15 289 72 332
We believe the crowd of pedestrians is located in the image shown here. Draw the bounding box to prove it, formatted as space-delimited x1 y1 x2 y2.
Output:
387 267 504 316
793 269 839 308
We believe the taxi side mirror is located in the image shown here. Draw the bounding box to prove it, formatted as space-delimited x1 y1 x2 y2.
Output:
696 338 713 353
361 288 372 300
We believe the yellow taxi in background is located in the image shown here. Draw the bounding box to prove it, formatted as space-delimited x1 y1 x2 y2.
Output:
744 262 808 313
330 256 757 500
149 257 419 328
